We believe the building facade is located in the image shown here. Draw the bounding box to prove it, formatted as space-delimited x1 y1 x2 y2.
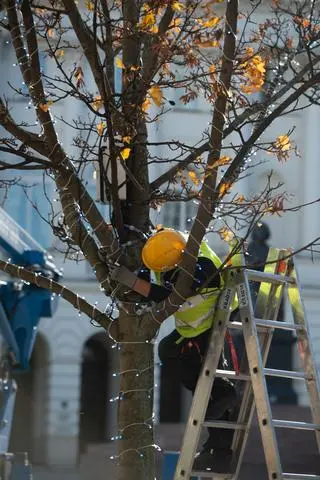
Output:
1 3 320 470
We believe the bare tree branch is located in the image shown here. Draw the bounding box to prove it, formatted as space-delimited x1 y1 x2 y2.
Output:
149 0 239 321
150 54 320 191
0 259 111 329
221 71 320 190
0 100 45 152
0 145 51 169
61 0 111 104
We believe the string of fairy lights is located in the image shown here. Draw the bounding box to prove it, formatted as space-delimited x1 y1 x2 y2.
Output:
1 1 306 474
1 28 230 472
0 4 164 467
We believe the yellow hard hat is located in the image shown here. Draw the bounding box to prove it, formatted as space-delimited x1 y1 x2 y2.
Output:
142 229 187 272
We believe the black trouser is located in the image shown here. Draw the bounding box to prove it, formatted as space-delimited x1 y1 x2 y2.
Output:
158 328 235 450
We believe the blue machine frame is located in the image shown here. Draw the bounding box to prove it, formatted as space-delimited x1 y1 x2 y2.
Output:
0 206 61 370
0 206 61 478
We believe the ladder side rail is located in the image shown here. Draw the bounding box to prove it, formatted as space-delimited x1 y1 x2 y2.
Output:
255 262 284 321
287 256 320 452
231 249 288 477
231 323 279 478
173 287 236 480
235 270 283 480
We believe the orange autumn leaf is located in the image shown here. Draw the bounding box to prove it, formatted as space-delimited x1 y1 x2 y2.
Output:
218 181 232 198
35 8 45 16
188 171 199 185
195 40 219 48
139 5 158 33
265 197 284 216
268 135 292 161
122 136 132 144
286 38 293 49
96 121 106 136
120 148 131 161
240 54 266 94
149 85 163 107
301 18 311 28
294 16 311 29
196 17 220 28
207 156 231 169
275 135 291 152
91 95 103 111
115 57 125 69
169 17 182 32
214 155 231 167
171 1 184 11
236 194 246 203
245 46 255 57
142 97 152 113
74 66 85 88
219 227 234 243
209 64 216 80
202 17 220 28
47 28 55 38
39 100 53 112
85 1 94 11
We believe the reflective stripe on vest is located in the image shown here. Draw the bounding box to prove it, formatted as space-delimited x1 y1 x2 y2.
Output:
174 286 221 337
175 308 213 329
178 291 215 312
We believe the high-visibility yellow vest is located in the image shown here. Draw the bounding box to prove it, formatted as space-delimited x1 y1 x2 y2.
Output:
155 240 238 338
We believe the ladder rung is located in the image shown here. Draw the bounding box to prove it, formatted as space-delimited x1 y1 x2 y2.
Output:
203 420 246 430
245 269 296 284
255 318 305 331
264 368 312 380
273 419 320 430
283 474 320 479
227 321 243 329
216 369 250 381
228 319 305 332
216 368 310 383
192 470 234 478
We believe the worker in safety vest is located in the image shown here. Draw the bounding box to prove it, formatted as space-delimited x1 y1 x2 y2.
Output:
140 228 239 473
110 228 240 472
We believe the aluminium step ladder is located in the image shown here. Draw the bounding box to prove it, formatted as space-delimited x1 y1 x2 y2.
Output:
173 248 320 480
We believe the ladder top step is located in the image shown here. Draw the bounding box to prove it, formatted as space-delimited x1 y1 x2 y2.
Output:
283 474 320 479
273 419 320 431
229 319 305 331
245 269 296 284
255 318 305 331
216 368 310 382
264 368 312 381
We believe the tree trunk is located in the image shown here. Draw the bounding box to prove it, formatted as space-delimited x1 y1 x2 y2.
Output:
117 308 155 480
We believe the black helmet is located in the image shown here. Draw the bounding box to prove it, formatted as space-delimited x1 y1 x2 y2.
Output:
251 222 270 242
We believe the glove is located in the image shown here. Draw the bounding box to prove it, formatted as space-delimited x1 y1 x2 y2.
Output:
110 265 137 288
110 265 151 297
